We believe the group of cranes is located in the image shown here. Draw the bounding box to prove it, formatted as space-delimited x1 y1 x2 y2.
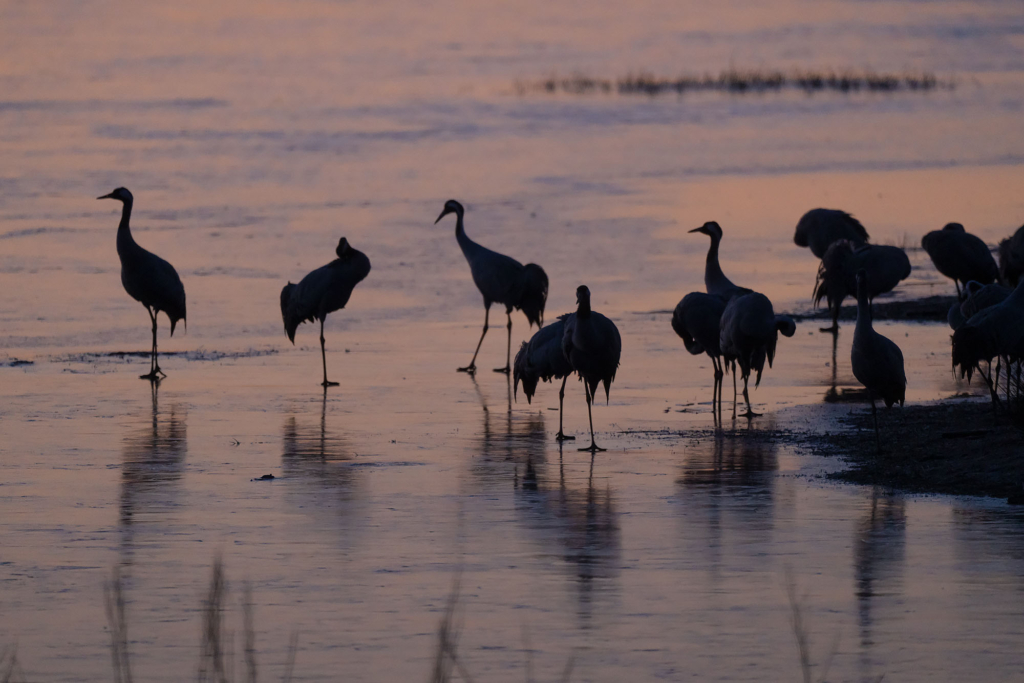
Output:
98 187 1021 452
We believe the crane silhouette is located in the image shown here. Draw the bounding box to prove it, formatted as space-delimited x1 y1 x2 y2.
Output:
98 187 186 381
851 271 907 452
563 286 621 452
921 223 999 299
689 221 749 299
672 292 729 416
793 208 869 258
718 292 796 418
998 224 1024 287
513 315 576 441
814 240 911 333
281 237 371 387
952 280 1024 408
435 199 548 374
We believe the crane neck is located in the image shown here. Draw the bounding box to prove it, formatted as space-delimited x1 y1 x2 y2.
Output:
576 298 591 319
704 234 736 293
855 285 872 331
115 198 136 252
453 209 477 255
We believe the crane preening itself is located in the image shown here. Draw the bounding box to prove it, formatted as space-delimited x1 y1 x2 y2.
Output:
793 208 869 259
281 238 371 387
813 240 911 333
98 187 186 381
435 199 548 375
951 279 1024 410
718 292 796 418
513 315 576 441
671 292 729 416
563 286 621 452
851 270 907 452
921 223 999 299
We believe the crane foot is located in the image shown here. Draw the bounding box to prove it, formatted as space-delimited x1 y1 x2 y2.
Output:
819 325 838 334
578 442 606 452
321 380 340 387
555 432 576 441
738 410 762 418
457 365 477 375
139 372 162 382
492 366 511 374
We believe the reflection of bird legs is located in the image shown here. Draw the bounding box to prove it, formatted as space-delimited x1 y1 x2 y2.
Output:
139 306 167 381
868 391 881 454
469 374 488 413
556 376 576 441
494 310 512 374
458 306 489 374
578 383 606 452
320 319 339 387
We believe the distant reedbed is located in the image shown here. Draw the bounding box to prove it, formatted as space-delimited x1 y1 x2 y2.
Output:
515 68 950 96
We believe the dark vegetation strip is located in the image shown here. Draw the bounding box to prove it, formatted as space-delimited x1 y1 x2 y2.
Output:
517 69 949 96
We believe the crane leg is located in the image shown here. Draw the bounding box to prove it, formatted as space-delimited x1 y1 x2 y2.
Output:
739 375 762 418
458 307 489 374
869 393 881 454
578 383 606 452
320 319 339 387
819 300 840 333
140 307 165 381
731 364 738 414
555 375 575 441
955 280 963 301
493 310 512 374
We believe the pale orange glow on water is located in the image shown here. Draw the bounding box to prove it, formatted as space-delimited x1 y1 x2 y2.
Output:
2 0 1024 680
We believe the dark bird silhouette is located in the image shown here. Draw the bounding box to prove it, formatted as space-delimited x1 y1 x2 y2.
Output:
281 238 371 387
672 291 729 415
689 221 750 299
947 281 1010 331
98 187 186 381
813 240 911 333
562 286 621 452
718 292 796 418
513 316 576 441
794 208 870 258
921 223 999 299
951 280 1024 406
851 271 906 452
435 199 548 374
998 224 1024 287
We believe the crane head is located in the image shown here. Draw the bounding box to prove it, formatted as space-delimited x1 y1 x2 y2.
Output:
688 221 722 239
336 237 351 258
942 222 965 233
97 187 133 203
575 285 590 304
434 199 464 224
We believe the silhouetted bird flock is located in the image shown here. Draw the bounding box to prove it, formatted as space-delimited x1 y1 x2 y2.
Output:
97 189 1024 451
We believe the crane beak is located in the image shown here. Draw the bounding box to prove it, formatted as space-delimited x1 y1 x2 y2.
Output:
97 192 114 200
688 226 707 234
434 209 450 224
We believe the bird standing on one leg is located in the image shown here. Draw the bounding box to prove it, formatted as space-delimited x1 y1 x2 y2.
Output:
851 270 907 452
281 238 371 387
513 315 576 441
793 208 869 259
435 200 548 375
813 240 911 333
562 286 621 452
921 223 999 300
98 187 186 381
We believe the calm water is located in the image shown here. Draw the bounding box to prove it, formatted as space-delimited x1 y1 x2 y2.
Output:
2 0 1024 680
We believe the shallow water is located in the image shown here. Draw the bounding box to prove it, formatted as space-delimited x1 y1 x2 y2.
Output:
2 0 1024 680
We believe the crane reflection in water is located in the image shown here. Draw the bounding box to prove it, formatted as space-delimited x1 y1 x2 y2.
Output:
119 380 187 567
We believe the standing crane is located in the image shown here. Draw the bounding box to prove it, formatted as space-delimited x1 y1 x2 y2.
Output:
689 221 750 299
851 271 907 452
435 199 548 375
98 187 186 381
793 208 869 258
671 292 729 414
281 237 371 387
513 316 576 441
813 240 911 332
718 292 796 418
952 280 1024 408
921 223 999 299
562 286 621 452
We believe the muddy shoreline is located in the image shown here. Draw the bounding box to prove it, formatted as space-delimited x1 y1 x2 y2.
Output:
804 398 1024 502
